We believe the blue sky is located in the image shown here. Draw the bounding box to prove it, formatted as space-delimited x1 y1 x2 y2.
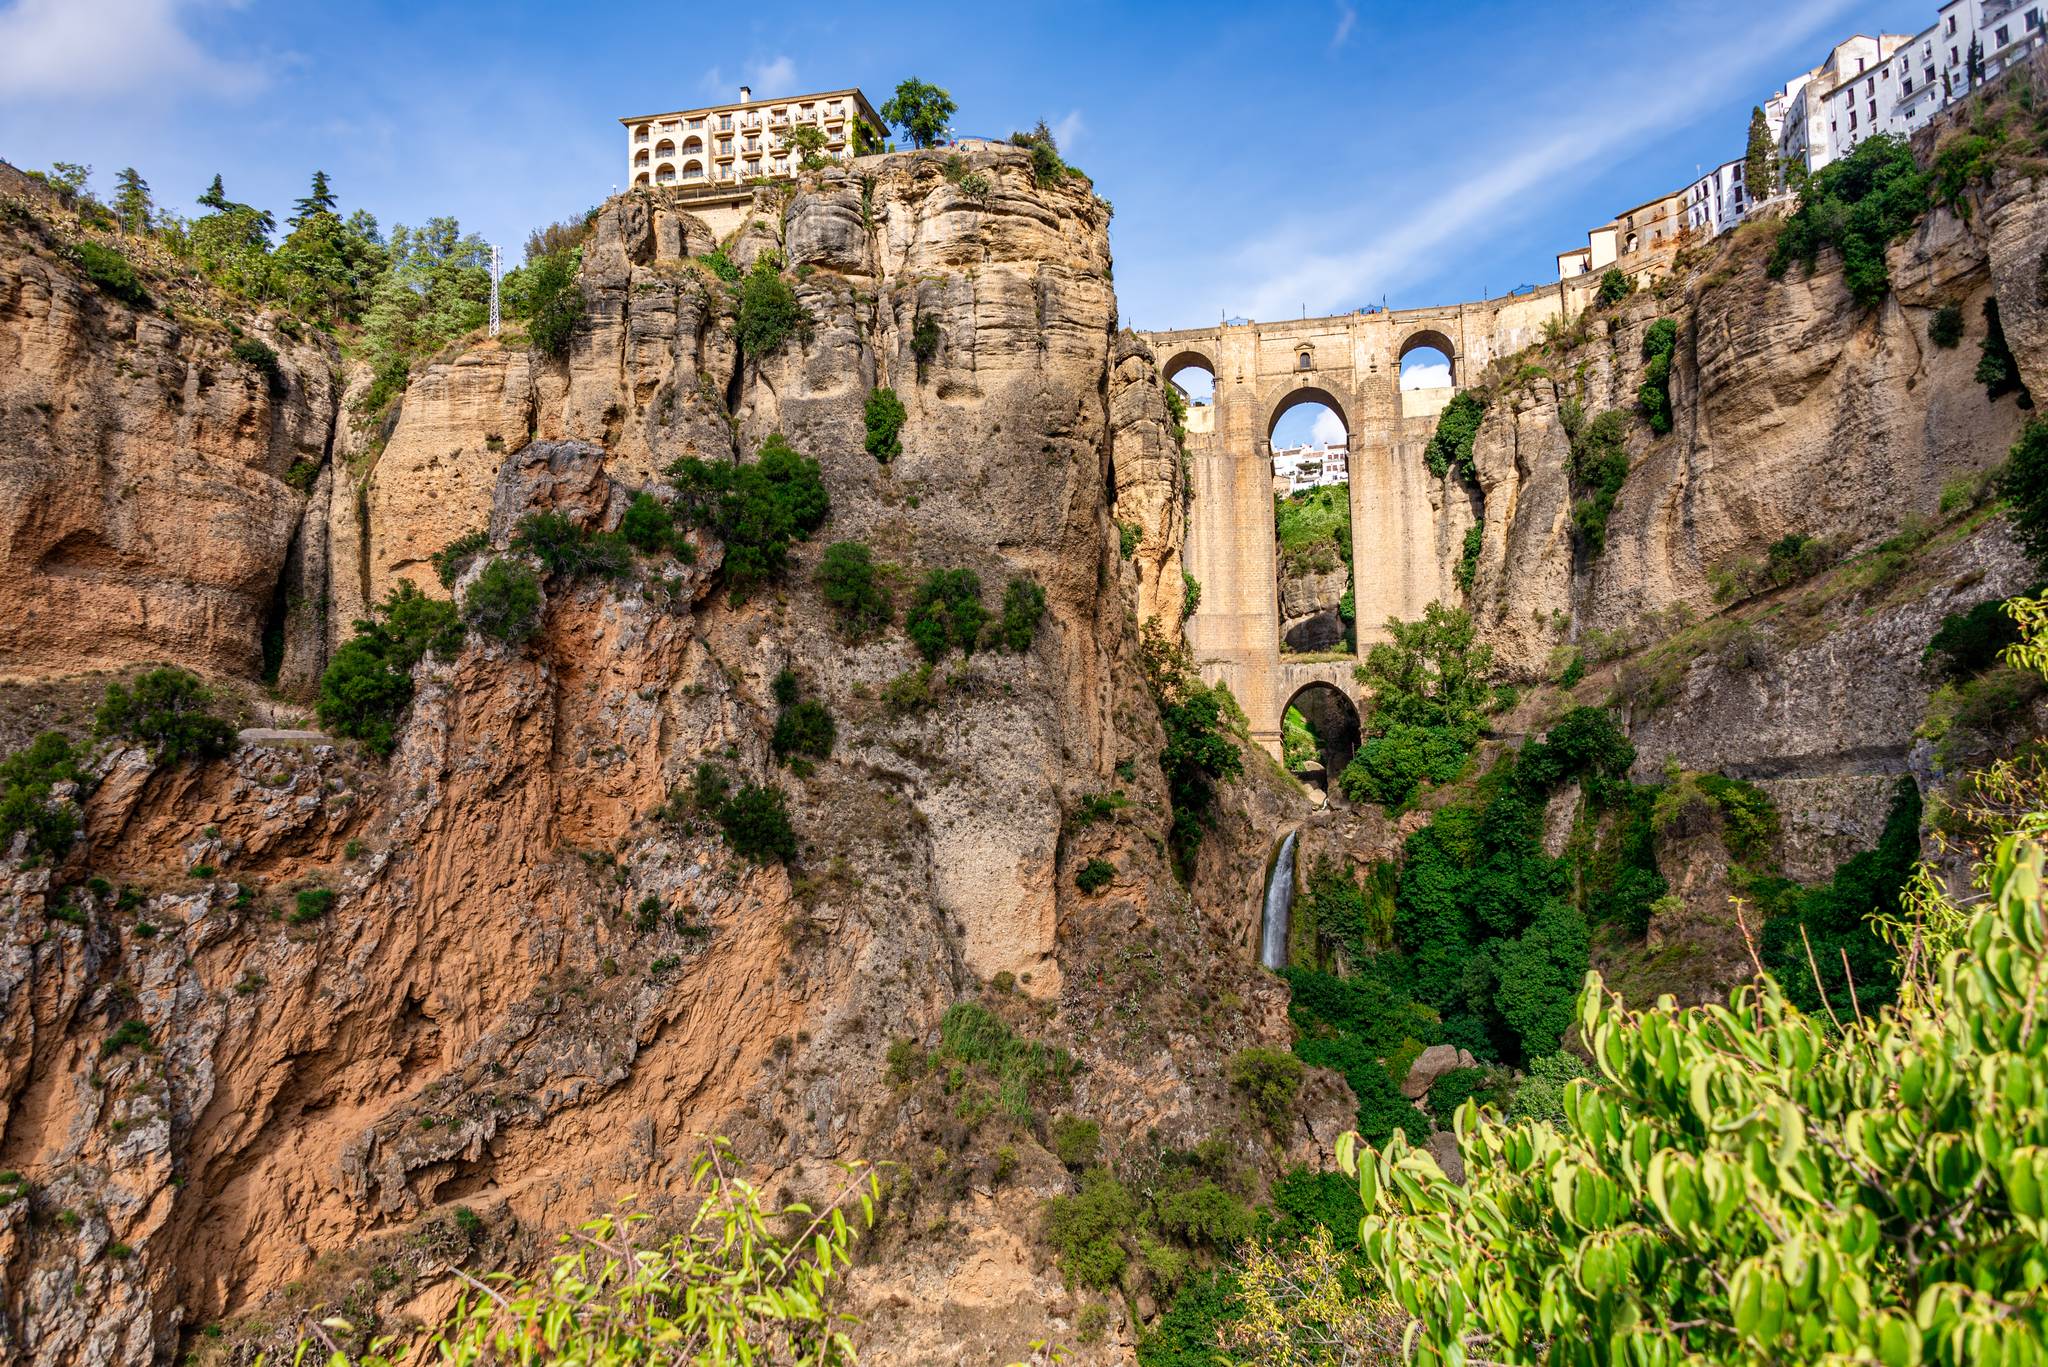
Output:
2 0 1932 344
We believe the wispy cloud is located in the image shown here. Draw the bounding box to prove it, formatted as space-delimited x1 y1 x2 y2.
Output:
0 0 266 103
1236 0 1859 317
1331 1 1357 50
1052 109 1086 151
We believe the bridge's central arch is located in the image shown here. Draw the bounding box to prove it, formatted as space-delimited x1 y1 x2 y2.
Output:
1137 279 1594 757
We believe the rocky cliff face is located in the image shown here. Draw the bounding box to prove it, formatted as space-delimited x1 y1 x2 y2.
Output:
0 147 1316 1366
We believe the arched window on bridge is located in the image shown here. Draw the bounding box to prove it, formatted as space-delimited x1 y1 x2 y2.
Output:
1397 330 1457 420
1162 353 1215 408
1281 682 1362 798
1269 392 1354 659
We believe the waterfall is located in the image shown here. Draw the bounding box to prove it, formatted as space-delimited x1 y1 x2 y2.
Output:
1259 831 1298 970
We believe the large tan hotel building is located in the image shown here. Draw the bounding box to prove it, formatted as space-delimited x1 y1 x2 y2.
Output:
621 87 885 190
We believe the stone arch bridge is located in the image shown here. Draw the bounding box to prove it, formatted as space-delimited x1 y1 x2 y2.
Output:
1137 279 1597 759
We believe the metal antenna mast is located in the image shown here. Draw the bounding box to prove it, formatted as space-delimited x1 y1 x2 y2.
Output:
489 244 502 338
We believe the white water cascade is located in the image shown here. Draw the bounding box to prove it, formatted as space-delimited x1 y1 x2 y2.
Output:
1259 831 1297 970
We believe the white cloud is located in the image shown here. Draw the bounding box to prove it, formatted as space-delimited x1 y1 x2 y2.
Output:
1052 109 1086 151
1400 361 1452 391
0 0 265 103
1310 407 1347 443
1235 0 1861 318
1332 1 1357 50
749 54 798 94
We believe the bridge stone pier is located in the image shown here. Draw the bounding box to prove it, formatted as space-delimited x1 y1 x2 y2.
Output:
1138 281 1594 758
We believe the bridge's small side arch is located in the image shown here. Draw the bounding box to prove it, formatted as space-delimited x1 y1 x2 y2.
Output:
1281 680 1362 792
1267 384 1350 446
1396 328 1458 388
1161 348 1217 398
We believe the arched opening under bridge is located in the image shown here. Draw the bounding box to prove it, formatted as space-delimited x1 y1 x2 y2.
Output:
1282 681 1362 795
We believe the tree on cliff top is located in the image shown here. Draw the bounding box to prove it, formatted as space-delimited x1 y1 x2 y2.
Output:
881 78 955 149
1744 105 1775 200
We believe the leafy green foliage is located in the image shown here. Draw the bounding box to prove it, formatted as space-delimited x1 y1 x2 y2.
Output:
1273 483 1352 576
619 492 675 554
687 762 799 864
880 78 956 149
431 530 489 588
1225 1046 1303 1132
1423 391 1487 481
1930 302 1966 348
1050 1115 1100 1169
513 249 581 358
461 558 543 645
1638 317 1678 435
906 568 986 662
1182 571 1202 621
71 240 149 307
1758 775 1919 1016
1045 1167 1137 1289
1927 595 2027 679
1566 406 1632 556
290 887 335 924
1594 268 1633 307
1075 858 1114 894
735 259 809 358
358 216 489 384
1011 120 1079 187
1140 628 1245 877
316 581 465 754
1425 1065 1498 1125
1337 603 1492 808
509 512 630 582
1978 297 2034 406
772 700 835 764
1138 1271 1240 1367
697 248 740 283
1745 105 1776 201
670 435 830 602
1454 523 1483 593
1694 772 1782 866
1999 420 2048 573
817 541 892 640
1769 133 1928 307
0 733 83 863
95 668 237 766
998 576 1047 652
863 387 906 463
937 1000 1074 1120
911 314 941 381
1282 705 1318 771
303 1142 880 1367
1343 820 2048 1367
1503 1050 1587 1127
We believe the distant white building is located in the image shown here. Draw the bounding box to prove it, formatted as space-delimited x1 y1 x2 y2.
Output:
1777 34 1915 176
1684 159 1750 236
1271 444 1349 497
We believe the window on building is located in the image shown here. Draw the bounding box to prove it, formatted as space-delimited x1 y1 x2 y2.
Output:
1848 110 1857 129
1952 45 1959 63
1998 24 2011 45
1948 15 1957 34
1905 76 1915 94
1298 352 1312 371
2031 10 2043 30
720 114 733 131
1869 99 1877 120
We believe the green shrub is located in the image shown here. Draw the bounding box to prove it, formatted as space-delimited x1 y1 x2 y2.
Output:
431 530 490 588
1181 572 1201 621
1075 858 1114 894
937 1000 1073 1119
1758 775 1919 1015
1044 1168 1136 1290
1567 408 1631 556
1424 390 1487 481
509 512 630 581
998 576 1046 651
817 541 892 640
519 250 581 358
1559 652 1586 688
71 240 149 307
1274 483 1352 576
1338 721 1470 809
1454 523 1483 593
1138 1272 1240 1367
289 887 335 924
772 699 835 763
100 1019 151 1057
864 387 906 463
1595 268 1634 307
1050 1115 1100 1169
906 568 986 662
1503 1050 1588 1127
1695 772 1782 865
1978 297 2033 405
462 558 544 645
1226 1046 1303 1132
713 780 798 863
910 314 941 381
735 260 809 358
1930 302 1966 348
669 435 830 601
2000 420 2048 573
697 248 740 283
1151 1180 1254 1250
619 493 674 553
1117 522 1141 559
0 732 82 862
95 668 238 766
1343 822 2048 1367
1638 317 1678 435
231 337 284 392
1927 595 2027 679
316 581 465 754
1425 1065 1496 1125
1140 628 1245 877
1769 133 1928 306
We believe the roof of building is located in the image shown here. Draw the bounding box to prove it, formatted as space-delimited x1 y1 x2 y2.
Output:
620 88 878 128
